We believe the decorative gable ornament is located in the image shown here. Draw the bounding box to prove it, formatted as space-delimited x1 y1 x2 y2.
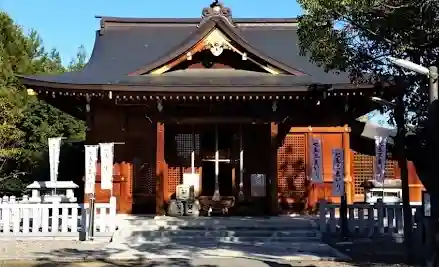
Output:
202 29 231 57
199 1 235 28
209 42 225 56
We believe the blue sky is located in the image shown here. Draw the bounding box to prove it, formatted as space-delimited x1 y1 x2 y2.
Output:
1 0 303 65
0 0 391 127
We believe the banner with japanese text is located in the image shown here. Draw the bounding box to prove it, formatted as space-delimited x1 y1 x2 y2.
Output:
99 143 114 191
310 138 323 183
48 137 63 183
374 136 387 183
332 148 345 196
84 145 99 194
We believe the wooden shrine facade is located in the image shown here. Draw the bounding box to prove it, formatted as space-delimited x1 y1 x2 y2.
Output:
18 2 424 215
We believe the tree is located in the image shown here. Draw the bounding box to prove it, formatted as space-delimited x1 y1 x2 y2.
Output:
0 11 86 193
297 0 439 263
297 0 439 191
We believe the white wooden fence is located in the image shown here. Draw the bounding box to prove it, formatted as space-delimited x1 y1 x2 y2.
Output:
319 200 422 237
0 196 117 240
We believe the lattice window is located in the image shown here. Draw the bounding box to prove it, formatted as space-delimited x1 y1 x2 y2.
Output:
133 161 156 197
385 159 397 180
277 134 306 199
353 152 399 195
167 133 200 197
353 153 373 195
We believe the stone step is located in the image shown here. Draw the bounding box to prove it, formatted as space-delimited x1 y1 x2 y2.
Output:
122 225 317 231
127 235 320 244
123 229 319 238
119 218 317 229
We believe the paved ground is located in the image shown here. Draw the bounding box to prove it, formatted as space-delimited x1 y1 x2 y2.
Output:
0 258 356 267
322 236 423 266
0 240 419 267
0 240 353 266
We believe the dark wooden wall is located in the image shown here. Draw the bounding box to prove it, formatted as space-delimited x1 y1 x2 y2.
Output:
86 103 425 214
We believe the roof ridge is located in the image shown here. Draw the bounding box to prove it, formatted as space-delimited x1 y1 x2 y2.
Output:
97 16 298 29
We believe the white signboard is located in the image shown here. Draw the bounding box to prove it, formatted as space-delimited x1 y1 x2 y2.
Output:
183 173 200 196
48 137 63 183
332 148 345 196
310 138 323 183
99 143 114 190
251 174 266 197
374 136 387 183
84 145 99 194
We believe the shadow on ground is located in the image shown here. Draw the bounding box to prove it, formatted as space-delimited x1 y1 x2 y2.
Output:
322 234 424 266
28 248 319 267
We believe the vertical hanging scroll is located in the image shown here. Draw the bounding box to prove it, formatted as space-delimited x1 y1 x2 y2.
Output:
374 136 387 184
99 143 114 192
84 145 99 194
48 137 63 183
310 138 323 183
332 148 345 196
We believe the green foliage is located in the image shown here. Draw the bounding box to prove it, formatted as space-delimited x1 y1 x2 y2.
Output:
297 0 439 191
0 11 86 193
297 0 439 123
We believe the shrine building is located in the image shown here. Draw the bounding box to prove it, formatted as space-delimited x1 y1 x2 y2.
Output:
19 2 424 215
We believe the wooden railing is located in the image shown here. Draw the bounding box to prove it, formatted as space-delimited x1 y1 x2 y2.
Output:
0 195 117 239
319 200 422 236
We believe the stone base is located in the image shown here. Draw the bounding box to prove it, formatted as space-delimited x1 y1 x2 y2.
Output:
167 200 200 217
185 200 201 217
167 200 184 216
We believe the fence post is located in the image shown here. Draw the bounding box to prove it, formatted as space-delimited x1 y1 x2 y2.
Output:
319 199 328 233
109 196 117 232
375 199 385 235
1 197 9 234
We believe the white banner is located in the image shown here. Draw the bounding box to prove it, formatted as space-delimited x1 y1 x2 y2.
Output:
99 143 114 190
332 148 345 196
84 145 99 194
310 138 323 183
374 136 387 183
48 137 63 183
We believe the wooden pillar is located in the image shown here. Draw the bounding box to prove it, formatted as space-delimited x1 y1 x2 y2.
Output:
156 122 166 215
342 125 353 204
270 122 279 215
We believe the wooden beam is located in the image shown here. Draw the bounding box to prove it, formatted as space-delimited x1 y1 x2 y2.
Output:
270 122 279 215
342 125 353 204
156 122 166 215
289 126 351 133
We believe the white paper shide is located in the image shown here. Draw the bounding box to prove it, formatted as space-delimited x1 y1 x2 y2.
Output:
48 137 63 183
310 138 323 183
332 148 345 196
374 136 387 183
84 145 99 194
99 143 114 190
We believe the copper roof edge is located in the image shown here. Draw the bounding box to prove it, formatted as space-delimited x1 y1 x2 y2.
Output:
19 75 378 92
96 16 298 25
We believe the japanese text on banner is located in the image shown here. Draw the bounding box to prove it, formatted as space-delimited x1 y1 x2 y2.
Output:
48 137 63 183
99 143 114 190
374 136 387 184
310 138 323 183
332 148 345 196
84 145 99 194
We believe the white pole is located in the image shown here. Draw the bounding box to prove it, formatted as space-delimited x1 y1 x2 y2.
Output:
191 131 195 174
239 124 244 200
213 124 220 201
